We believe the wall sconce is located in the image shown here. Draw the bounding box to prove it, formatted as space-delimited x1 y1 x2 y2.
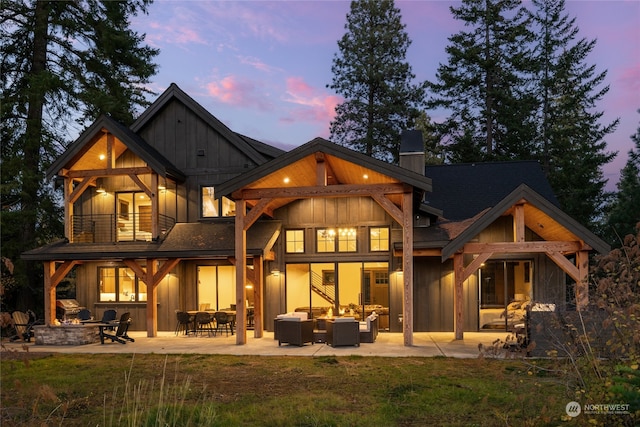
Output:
96 185 105 194
158 178 166 191
271 268 280 276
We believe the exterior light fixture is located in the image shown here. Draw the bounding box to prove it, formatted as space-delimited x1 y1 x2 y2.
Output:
283 177 290 184
96 185 105 194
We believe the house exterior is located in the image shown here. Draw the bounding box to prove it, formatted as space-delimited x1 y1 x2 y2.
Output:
23 84 609 346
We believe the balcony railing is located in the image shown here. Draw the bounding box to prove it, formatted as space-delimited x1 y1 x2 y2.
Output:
71 213 175 243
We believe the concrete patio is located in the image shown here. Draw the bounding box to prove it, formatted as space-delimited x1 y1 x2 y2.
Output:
1 331 514 358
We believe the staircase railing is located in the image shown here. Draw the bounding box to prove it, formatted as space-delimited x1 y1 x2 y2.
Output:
310 270 335 306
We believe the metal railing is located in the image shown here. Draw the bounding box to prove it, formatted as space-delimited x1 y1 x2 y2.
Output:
71 213 175 243
311 270 335 306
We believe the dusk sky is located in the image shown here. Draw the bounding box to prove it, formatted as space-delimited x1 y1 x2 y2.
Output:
131 1 640 191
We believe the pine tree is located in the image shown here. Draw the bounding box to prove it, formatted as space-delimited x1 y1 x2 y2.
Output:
530 0 617 228
427 0 536 162
328 0 425 163
0 0 158 311
605 111 640 246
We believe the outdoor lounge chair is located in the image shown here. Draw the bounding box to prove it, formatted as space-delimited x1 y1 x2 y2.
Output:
10 310 38 342
359 314 379 343
326 318 360 347
277 317 314 346
100 312 134 344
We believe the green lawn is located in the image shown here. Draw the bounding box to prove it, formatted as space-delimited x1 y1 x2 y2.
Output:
0 351 587 426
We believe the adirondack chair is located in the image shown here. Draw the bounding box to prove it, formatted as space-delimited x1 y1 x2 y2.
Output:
10 310 38 342
99 312 135 344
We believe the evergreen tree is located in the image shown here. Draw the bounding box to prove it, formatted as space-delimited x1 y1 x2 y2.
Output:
427 0 536 162
530 0 617 228
328 0 425 163
605 111 640 246
415 112 445 165
0 0 158 312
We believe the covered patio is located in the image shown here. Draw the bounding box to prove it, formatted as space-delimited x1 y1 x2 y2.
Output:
1 331 512 358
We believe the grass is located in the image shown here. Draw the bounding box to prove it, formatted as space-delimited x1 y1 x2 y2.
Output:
1 350 580 426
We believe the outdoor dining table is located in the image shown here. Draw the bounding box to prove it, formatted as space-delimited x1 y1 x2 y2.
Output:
186 310 237 335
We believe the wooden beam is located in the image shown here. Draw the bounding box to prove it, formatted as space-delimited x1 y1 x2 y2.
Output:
235 199 247 345
513 203 525 243
66 166 152 179
546 251 580 282
402 191 413 346
315 152 327 186
575 250 589 310
106 133 114 170
43 260 80 324
146 258 157 337
237 183 406 200
44 261 56 325
464 241 583 254
253 256 263 338
128 173 152 198
462 252 493 283
64 177 72 239
244 197 273 230
453 253 464 340
371 192 403 224
68 176 95 204
404 248 442 257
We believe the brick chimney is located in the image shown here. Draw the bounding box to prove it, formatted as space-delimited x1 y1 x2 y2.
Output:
399 130 425 175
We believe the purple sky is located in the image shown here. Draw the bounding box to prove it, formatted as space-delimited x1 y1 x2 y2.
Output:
131 1 640 191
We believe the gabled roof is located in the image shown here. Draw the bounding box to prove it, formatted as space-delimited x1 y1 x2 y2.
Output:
46 114 185 182
216 137 433 200
131 83 272 165
440 184 610 259
424 161 558 221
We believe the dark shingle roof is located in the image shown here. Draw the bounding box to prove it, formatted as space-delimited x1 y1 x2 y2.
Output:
22 221 281 261
424 161 558 221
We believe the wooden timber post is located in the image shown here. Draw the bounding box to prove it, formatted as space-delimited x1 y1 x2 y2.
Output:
43 260 78 325
253 256 263 338
575 250 589 310
146 259 158 337
235 199 247 345
453 253 465 340
402 191 414 346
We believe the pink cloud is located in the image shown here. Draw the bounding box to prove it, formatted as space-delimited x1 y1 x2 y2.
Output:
205 76 271 110
147 21 207 46
238 55 281 73
281 77 342 123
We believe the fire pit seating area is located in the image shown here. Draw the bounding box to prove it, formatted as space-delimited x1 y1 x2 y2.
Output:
274 312 314 346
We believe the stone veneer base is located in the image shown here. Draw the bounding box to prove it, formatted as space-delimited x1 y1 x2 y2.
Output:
33 324 101 345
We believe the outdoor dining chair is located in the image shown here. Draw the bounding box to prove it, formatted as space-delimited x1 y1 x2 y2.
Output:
214 311 232 336
195 311 215 337
175 311 194 335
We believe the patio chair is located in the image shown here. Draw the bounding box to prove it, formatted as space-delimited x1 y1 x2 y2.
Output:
277 317 314 347
326 318 360 347
100 312 134 344
77 309 92 321
175 311 194 335
10 310 37 342
195 311 215 337
214 311 233 336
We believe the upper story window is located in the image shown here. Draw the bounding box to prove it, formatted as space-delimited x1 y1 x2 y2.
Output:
317 229 336 253
337 228 357 252
202 187 236 217
98 267 147 302
286 229 305 253
369 227 389 252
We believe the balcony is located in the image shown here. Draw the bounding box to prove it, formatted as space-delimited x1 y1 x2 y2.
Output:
71 213 175 243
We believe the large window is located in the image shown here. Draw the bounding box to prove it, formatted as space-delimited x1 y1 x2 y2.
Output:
337 228 357 252
201 187 236 218
369 227 389 251
286 229 305 253
98 267 147 302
